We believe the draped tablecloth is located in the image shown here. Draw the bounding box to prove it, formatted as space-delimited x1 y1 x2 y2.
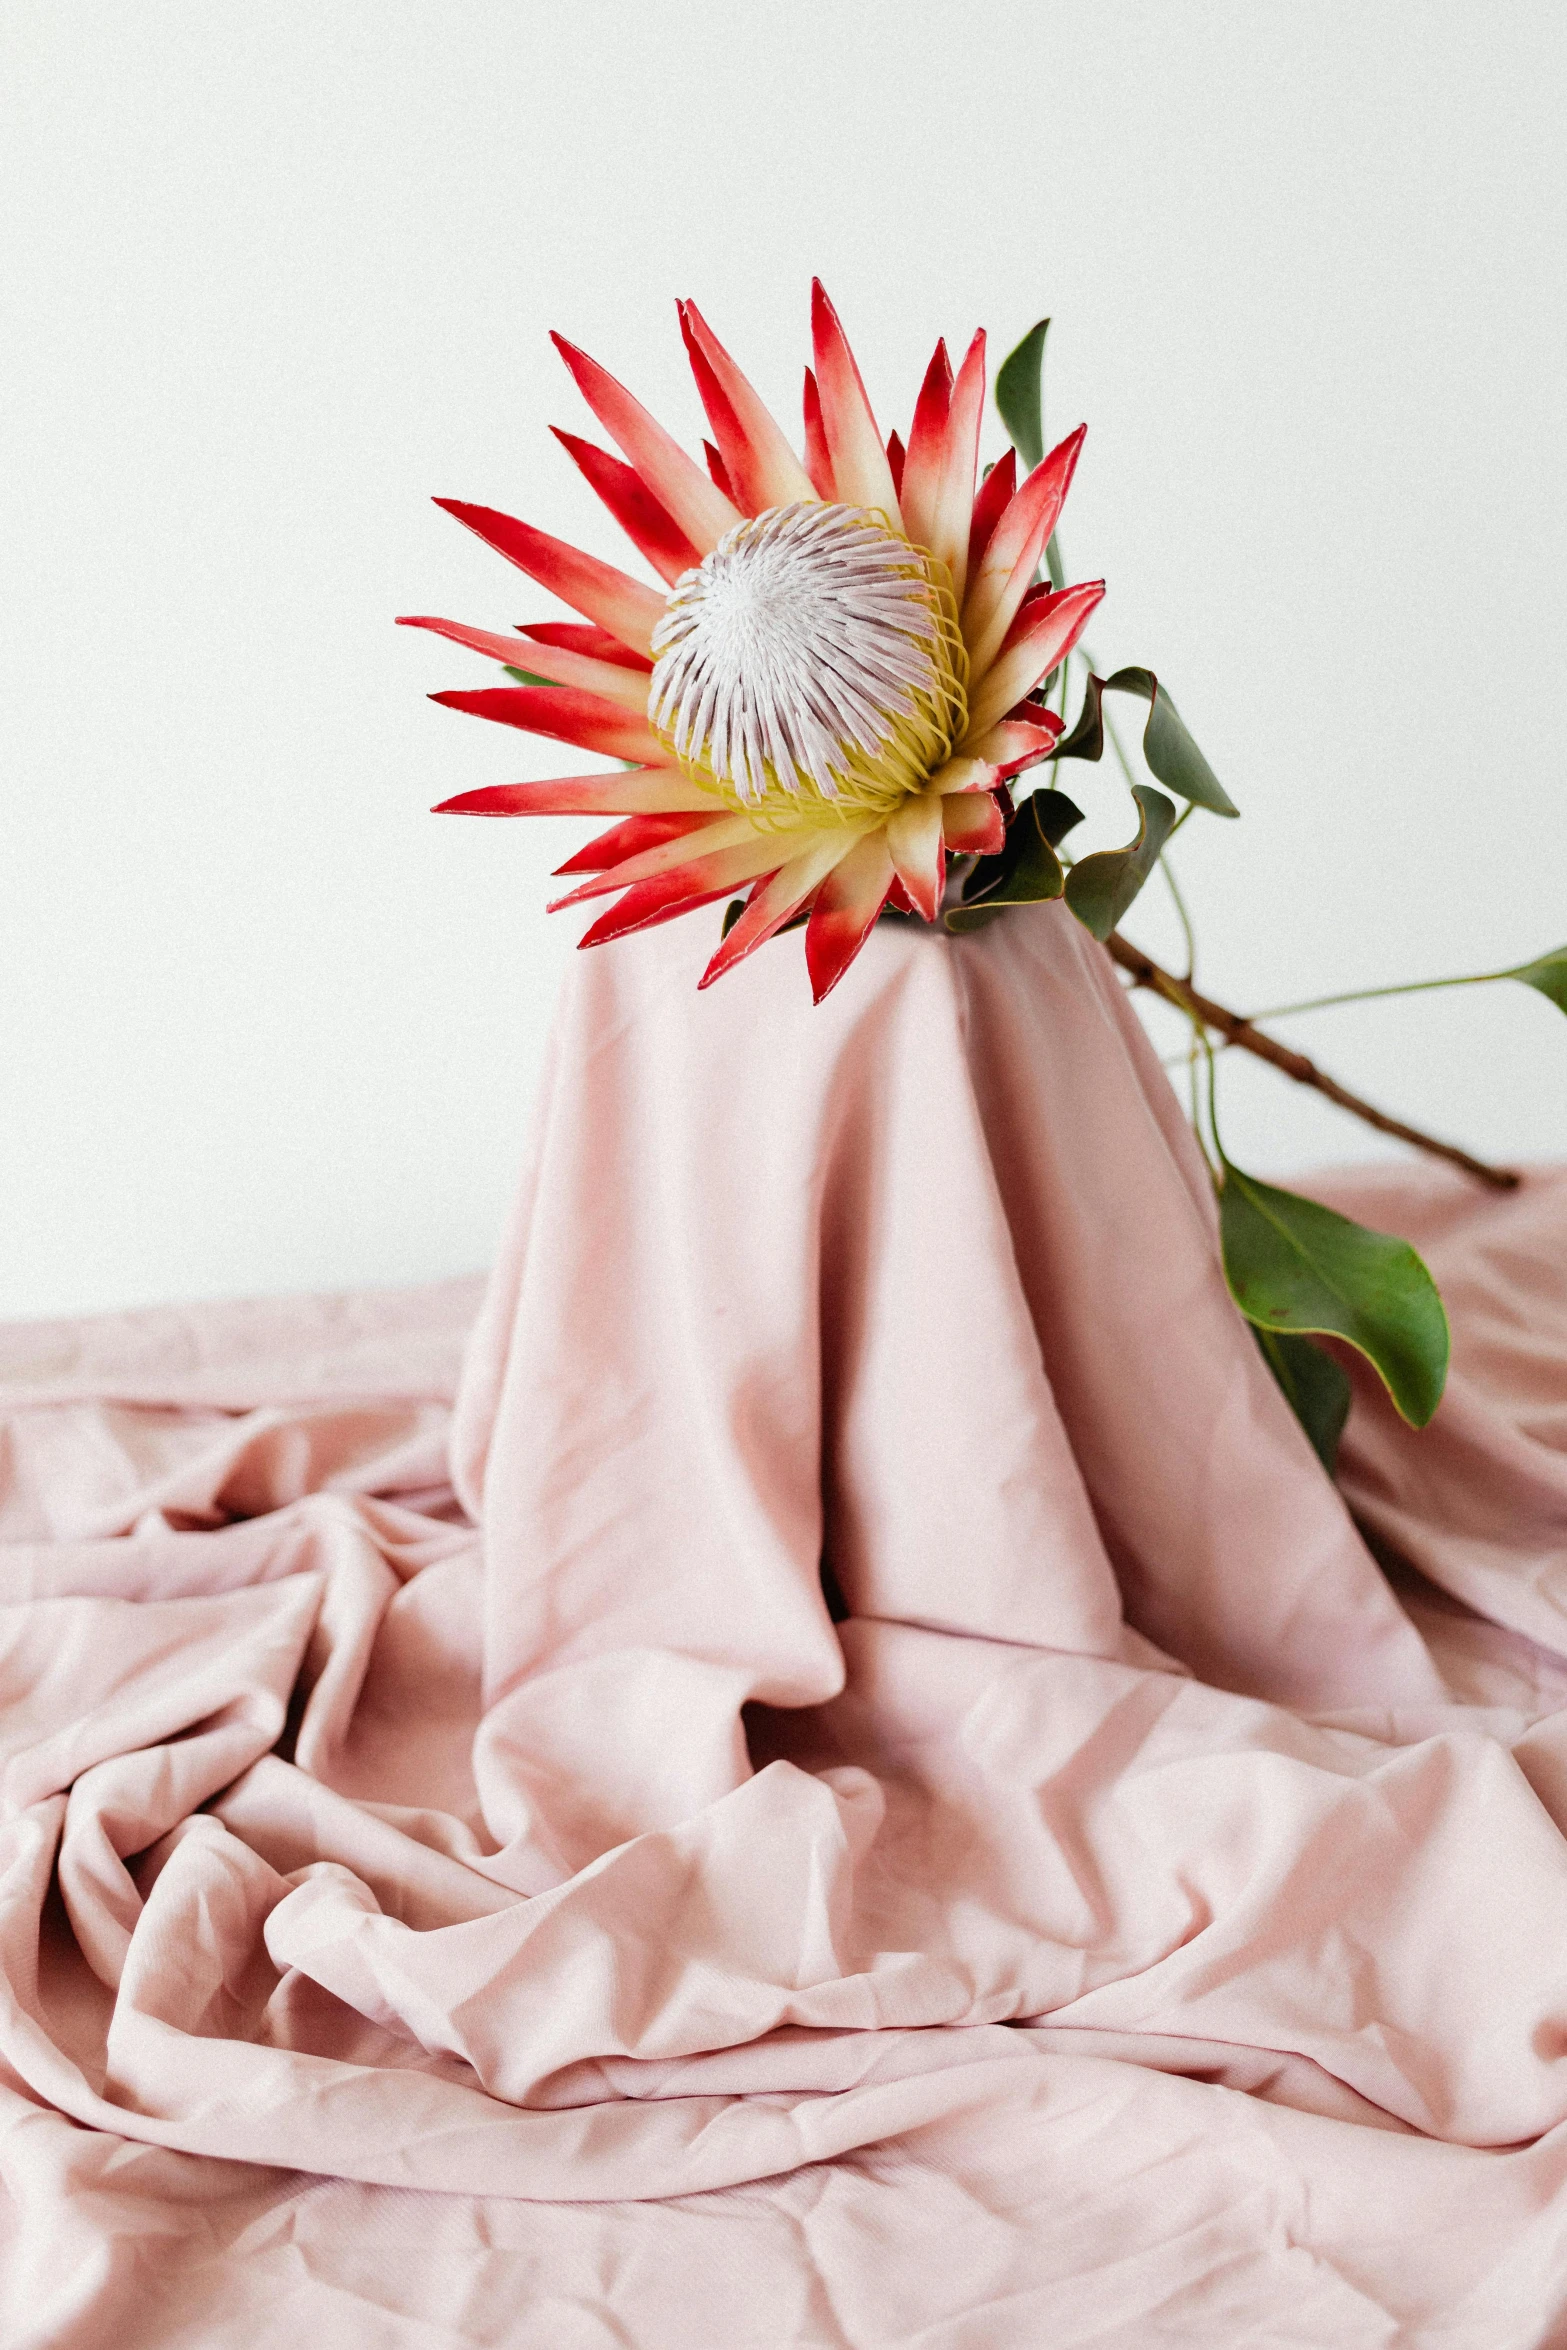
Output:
3 902 1566 2347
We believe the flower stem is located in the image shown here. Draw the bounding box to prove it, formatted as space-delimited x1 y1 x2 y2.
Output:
1106 933 1521 1191
1160 846 1199 984
1244 966 1522 1022
1186 1021 1220 1184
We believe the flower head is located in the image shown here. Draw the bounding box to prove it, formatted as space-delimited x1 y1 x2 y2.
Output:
403 284 1104 1000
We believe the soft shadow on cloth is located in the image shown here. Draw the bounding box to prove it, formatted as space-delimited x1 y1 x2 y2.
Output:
3 906 1567 2349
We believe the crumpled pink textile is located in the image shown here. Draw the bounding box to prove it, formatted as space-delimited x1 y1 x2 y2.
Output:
3 903 1567 2347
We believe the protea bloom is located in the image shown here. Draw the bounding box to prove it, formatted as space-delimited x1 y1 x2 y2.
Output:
403 284 1104 1000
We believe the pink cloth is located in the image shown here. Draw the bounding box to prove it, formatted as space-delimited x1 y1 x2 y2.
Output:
3 903 1567 2345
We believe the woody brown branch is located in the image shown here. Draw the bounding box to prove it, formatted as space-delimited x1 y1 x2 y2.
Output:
1105 932 1521 1193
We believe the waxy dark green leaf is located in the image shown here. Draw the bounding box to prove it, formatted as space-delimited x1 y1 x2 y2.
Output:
1220 1161 1449 1427
1026 787 1087 848
1510 945 1567 1016
995 318 1050 474
502 663 557 691
1055 667 1239 818
1062 784 1176 941
946 791 1074 933
1253 1326 1353 1476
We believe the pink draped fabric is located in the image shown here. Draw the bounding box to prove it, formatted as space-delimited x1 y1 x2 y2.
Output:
3 902 1567 2345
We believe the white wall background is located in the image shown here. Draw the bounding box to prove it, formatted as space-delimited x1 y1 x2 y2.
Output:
4 0 1564 1321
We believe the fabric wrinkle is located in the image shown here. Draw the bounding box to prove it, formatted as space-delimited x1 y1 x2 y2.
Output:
2 904 1567 2341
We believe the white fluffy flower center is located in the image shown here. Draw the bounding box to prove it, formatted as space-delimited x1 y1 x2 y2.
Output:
648 502 967 824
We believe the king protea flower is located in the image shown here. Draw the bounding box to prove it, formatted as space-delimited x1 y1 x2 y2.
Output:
402 284 1104 1000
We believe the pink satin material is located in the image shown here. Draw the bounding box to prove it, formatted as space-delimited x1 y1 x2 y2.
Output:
3 903 1567 2345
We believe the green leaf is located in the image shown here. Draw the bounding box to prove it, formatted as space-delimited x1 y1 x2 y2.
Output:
1055 667 1239 818
1219 1160 1450 1427
1044 531 1066 593
721 899 746 940
1253 1326 1353 1476
1509 944 1567 1015
995 318 1050 474
1028 787 1087 847
945 792 1072 932
1063 784 1176 941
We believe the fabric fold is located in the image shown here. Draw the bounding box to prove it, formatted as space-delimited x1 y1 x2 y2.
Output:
3 902 1567 2344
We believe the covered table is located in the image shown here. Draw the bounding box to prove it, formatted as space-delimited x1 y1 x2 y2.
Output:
3 904 1566 2346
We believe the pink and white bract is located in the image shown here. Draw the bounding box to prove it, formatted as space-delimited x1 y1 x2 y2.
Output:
403 284 1105 1001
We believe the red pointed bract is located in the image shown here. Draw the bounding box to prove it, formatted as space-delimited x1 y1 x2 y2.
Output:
968 712 1063 779
579 870 765 950
398 614 650 712
932 330 986 601
966 579 1106 736
553 828 784 915
805 830 895 1002
551 429 702 586
810 281 900 519
680 300 816 514
550 331 740 554
553 811 714 874
801 368 835 500
941 790 1006 856
703 439 737 501
518 621 652 673
1000 582 1053 645
966 448 1017 576
962 425 1089 671
679 316 750 506
992 427 1087 578
885 792 946 922
430 684 668 767
898 341 952 557
433 771 714 819
698 836 848 988
434 499 663 655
